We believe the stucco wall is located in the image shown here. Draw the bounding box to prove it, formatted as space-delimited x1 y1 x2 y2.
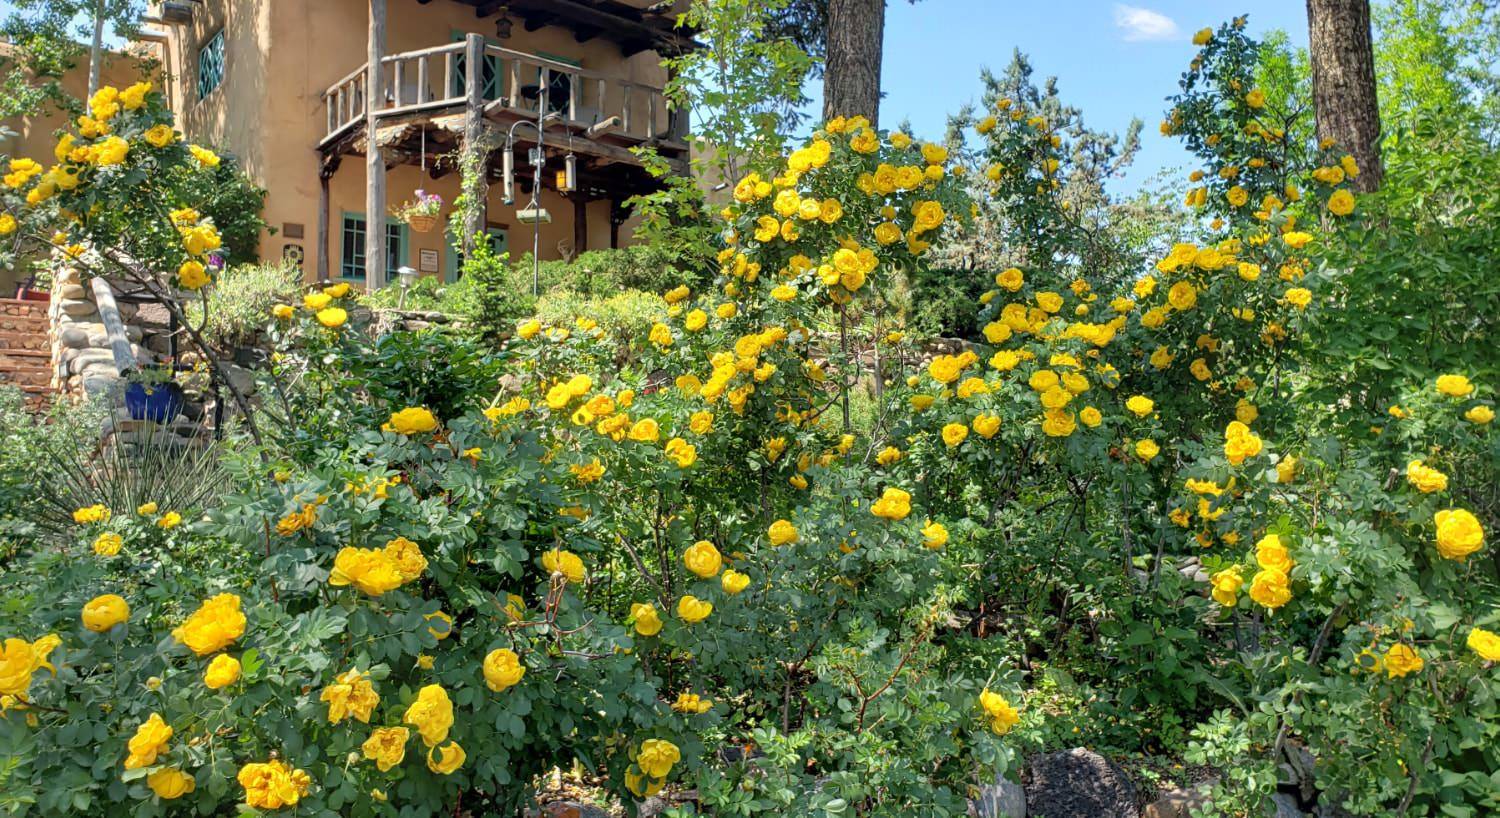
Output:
158 0 670 285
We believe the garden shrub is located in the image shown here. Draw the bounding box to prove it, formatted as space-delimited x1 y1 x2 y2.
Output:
190 260 303 351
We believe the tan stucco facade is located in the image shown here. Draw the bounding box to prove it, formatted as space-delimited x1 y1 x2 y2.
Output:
153 0 679 286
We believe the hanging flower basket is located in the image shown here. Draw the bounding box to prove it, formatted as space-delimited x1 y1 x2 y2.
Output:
392 190 443 234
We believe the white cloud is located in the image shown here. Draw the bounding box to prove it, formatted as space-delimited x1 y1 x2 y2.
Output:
1114 4 1182 42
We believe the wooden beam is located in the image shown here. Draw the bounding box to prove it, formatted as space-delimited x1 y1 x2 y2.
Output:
474 0 505 16
365 0 388 289
572 25 599 43
317 166 333 282
523 14 554 32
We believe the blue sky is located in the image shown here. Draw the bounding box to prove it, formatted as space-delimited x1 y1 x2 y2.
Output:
872 1 1309 193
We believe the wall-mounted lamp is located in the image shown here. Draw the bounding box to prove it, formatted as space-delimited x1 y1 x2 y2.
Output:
495 7 513 39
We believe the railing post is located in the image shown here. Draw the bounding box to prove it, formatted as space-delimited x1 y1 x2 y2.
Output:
417 55 429 104
621 82 633 135
567 70 578 122
392 59 404 107
647 92 657 139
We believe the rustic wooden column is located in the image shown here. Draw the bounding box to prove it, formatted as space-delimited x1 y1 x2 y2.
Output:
365 0 388 289
573 195 587 256
461 32 488 257
317 163 334 283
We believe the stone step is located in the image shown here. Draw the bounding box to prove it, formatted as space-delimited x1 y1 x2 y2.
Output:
0 314 47 334
0 366 52 388
0 331 48 351
0 297 49 316
0 349 49 366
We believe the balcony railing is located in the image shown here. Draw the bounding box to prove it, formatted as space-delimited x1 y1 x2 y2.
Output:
319 37 684 153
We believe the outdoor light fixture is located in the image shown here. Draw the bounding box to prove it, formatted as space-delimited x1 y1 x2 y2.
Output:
396 265 418 310
494 8 513 39
559 150 577 193
501 148 515 205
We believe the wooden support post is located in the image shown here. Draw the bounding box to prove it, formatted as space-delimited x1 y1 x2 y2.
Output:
365 0 388 289
573 194 587 256
461 32 488 257
317 165 333 282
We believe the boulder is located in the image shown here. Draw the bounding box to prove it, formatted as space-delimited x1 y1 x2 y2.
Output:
1142 783 1213 818
1024 749 1136 818
970 774 1026 817
1270 793 1305 818
537 803 611 818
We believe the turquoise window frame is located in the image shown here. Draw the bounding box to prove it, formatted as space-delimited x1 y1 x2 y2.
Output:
339 212 408 281
196 30 226 101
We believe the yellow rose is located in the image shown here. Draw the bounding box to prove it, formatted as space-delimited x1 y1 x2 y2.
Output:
144 124 176 148
1327 188 1355 216
321 667 380 724
403 684 454 747
1467 627 1500 661
1405 460 1448 494
427 741 465 774
1249 568 1291 609
124 712 173 769
941 422 969 448
1135 439 1160 461
973 413 1001 438
384 537 428 583
871 487 912 520
637 739 681 778
1383 643 1423 678
677 594 713 624
542 549 586 583
1435 374 1474 397
204 654 241 690
483 648 526 692
361 726 410 771
1433 508 1484 561
328 547 404 596
387 407 438 435
238 760 311 810
683 540 723 578
921 520 949 549
1223 421 1263 466
721 570 750 595
1255 534 1294 574
172 594 245 656
147 768 196 800
1466 405 1495 424
1210 567 1243 606
316 306 348 328
978 689 1020 735
1125 395 1154 418
768 519 798 546
631 602 663 636
93 531 123 556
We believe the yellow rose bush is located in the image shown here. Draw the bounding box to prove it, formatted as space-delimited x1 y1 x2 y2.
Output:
3 20 1497 818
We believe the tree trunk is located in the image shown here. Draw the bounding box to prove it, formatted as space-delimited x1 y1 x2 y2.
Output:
1306 0 1383 192
823 0 884 128
87 0 105 98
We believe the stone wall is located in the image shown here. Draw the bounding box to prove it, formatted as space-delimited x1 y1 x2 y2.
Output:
47 266 237 444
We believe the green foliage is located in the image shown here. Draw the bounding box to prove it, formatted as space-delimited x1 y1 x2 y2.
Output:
535 288 666 342
172 156 268 266
190 260 302 351
0 389 108 549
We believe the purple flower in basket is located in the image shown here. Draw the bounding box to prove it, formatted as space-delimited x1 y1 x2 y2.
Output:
395 190 444 224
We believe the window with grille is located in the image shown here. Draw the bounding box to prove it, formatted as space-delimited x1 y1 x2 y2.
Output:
197 30 225 101
339 214 406 280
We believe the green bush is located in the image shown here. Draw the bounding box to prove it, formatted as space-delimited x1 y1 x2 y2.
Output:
191 260 303 351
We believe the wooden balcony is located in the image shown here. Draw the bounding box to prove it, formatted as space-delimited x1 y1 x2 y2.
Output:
318 38 688 172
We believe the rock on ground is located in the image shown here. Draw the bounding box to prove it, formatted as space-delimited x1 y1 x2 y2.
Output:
970 774 1026 817
1024 748 1136 818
